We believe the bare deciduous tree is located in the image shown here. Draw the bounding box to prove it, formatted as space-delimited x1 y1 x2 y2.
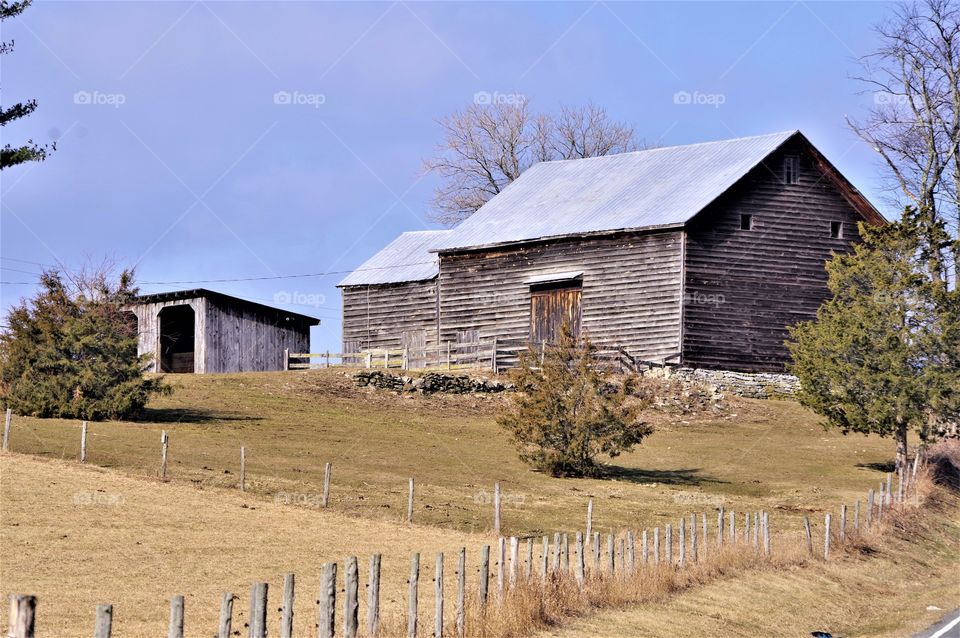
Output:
847 0 960 283
424 99 643 225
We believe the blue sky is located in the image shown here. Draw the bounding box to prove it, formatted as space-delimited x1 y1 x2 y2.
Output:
1 1 895 352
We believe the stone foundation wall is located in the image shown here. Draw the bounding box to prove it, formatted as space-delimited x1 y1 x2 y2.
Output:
653 367 800 399
354 371 513 394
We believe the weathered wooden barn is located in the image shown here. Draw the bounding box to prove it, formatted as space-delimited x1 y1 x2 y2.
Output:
126 289 319 373
340 131 884 372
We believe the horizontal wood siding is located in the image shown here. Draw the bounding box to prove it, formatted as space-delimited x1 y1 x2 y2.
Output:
203 298 311 373
682 139 868 372
439 231 683 364
340 280 439 352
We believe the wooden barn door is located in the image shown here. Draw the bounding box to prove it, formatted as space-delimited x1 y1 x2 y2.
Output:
530 282 582 345
401 330 426 368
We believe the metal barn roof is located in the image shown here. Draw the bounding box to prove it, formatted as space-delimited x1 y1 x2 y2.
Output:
337 230 450 287
432 130 799 252
132 288 321 324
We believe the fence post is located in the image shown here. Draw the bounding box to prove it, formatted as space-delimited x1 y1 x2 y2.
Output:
678 518 685 568
434 553 444 638
878 482 885 520
407 478 414 524
524 538 533 579
653 528 660 565
368 554 382 637
763 512 771 556
552 532 561 573
824 513 832 560
217 593 233 638
491 336 498 374
281 573 295 638
803 516 813 555
665 524 673 566
728 511 736 545
497 537 506 596
885 473 892 505
478 545 490 607
168 595 185 638
592 532 600 572
446 342 451 370
743 512 750 544
407 554 418 638
641 529 648 566
540 536 548 579
509 537 518 587
607 534 615 574
752 512 760 550
575 532 585 584
8 595 37 638
3 408 11 452
897 467 905 504
690 514 697 563
160 431 169 481
239 447 246 493
867 489 874 526
403 347 409 371
717 507 724 547
322 462 332 508
563 533 570 573
284 348 290 371
345 556 359 638
702 513 708 557
854 500 861 532
253 583 269 638
839 505 847 542
626 531 635 573
94 603 113 638
456 548 465 638
493 483 501 535
80 421 88 463
319 562 337 638
326 351 330 368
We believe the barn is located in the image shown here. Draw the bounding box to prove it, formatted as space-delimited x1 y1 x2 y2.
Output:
340 130 884 373
126 289 319 373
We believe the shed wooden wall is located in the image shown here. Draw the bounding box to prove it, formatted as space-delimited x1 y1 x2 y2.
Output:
682 139 868 372
128 297 208 374
438 230 684 366
203 297 311 373
340 280 439 353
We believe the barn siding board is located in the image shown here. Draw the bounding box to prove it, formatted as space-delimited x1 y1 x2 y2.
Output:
438 231 684 365
682 140 866 372
340 280 439 353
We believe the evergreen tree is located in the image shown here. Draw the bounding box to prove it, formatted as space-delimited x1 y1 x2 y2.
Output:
788 209 959 470
0 269 169 420
497 324 652 477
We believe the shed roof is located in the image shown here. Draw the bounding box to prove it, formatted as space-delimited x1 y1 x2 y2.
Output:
132 288 321 325
431 130 808 252
337 230 450 287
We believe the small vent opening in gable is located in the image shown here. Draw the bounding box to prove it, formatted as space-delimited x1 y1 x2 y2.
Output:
783 155 800 185
740 214 753 230
831 221 843 238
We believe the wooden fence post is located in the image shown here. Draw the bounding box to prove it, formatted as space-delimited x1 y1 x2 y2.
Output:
763 512 770 556
665 524 672 566
717 507 724 547
839 505 847 542
752 512 760 550
479 546 490 606
509 537 518 587
878 482 885 520
446 342 451 371
728 511 736 545
253 583 269 638
824 513 831 560
575 532 585 585
897 467 904 504
368 554 382 637
885 473 892 505
626 531 635 573
690 514 697 563
407 554 418 638
702 513 708 556
239 447 246 493
456 549 465 638
678 519 686 567
80 421 88 463
94 603 113 638
563 533 570 573
641 530 648 566
854 500 861 531
497 537 506 595
283 348 290 371
160 431 169 481
434 553 444 638
617 538 624 576
346 557 360 637
552 533 560 573
3 408 11 452
280 574 295 638
493 483 501 535
539 536 548 579
607 534 615 575
319 563 337 638
653 528 660 565
491 336 498 374
867 489 874 526
8 594 37 638
743 512 750 544
803 517 813 555
592 532 600 572
322 462 332 508
524 538 533 579
407 478 414 524
326 351 331 368
168 595 185 638
217 593 233 638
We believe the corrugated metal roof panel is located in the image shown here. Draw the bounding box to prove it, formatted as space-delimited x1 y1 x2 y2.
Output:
338 230 450 286
433 131 799 252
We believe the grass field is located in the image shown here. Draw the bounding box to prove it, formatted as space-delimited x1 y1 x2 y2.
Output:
1 368 955 636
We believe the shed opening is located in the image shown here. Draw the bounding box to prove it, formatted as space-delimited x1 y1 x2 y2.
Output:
158 305 196 373
830 221 843 238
